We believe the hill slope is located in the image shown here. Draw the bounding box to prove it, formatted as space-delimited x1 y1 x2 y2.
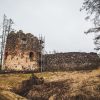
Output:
0 68 100 100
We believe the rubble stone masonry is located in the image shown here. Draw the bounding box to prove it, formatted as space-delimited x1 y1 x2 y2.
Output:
43 52 100 71
4 30 41 71
3 30 100 71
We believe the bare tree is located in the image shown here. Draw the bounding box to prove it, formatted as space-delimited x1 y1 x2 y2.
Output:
81 0 100 50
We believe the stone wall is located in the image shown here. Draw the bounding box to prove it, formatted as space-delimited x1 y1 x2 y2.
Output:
3 30 100 71
4 30 42 71
43 52 100 71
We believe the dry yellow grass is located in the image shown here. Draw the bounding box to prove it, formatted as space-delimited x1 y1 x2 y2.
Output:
35 68 100 82
0 74 31 100
0 74 31 91
0 68 99 99
0 90 28 100
34 68 100 98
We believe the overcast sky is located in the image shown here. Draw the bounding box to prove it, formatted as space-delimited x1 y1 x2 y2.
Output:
0 0 96 53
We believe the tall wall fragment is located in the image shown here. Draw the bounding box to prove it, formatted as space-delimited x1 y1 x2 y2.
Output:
4 30 42 71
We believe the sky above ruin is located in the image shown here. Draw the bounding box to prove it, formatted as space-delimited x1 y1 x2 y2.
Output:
0 0 96 53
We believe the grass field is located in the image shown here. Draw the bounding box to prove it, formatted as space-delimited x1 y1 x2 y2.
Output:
0 68 99 99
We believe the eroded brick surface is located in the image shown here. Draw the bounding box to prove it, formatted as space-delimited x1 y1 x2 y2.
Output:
4 30 41 71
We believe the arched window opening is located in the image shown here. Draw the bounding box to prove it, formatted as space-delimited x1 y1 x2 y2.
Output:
5 52 8 60
29 52 34 61
22 38 26 41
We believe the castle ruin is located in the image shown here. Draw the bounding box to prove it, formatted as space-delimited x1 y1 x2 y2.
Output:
4 30 44 71
1 30 100 71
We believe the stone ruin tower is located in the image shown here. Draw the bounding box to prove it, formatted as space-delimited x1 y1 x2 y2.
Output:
4 30 44 71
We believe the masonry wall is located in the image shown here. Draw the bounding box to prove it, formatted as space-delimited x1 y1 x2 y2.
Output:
43 52 100 71
4 30 42 71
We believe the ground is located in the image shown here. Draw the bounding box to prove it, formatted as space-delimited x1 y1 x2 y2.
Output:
0 68 100 100
0 74 31 100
